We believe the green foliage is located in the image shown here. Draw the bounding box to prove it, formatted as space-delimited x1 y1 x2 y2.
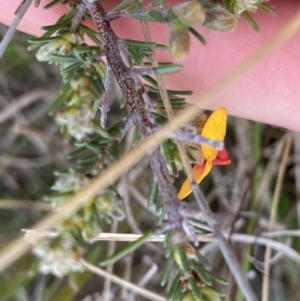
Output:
0 0 285 300
166 243 227 301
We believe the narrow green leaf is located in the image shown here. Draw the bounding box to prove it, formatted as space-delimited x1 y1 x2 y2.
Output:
49 87 73 115
45 192 72 202
127 0 143 14
66 147 87 160
164 230 171 251
156 98 186 107
124 39 156 49
100 228 156 266
190 260 212 286
155 193 163 214
54 169 74 176
208 286 227 297
78 154 99 165
242 11 260 33
73 45 102 54
109 141 120 161
257 3 276 15
167 271 181 300
167 89 193 95
43 0 62 9
189 277 203 301
113 0 137 12
142 75 158 87
161 256 175 286
93 77 105 95
61 62 82 74
173 285 185 301
176 244 190 274
152 0 167 6
154 43 168 50
193 226 207 234
195 249 212 271
132 131 141 147
80 25 102 46
148 11 167 23
27 44 41 52
42 19 72 31
50 55 82 63
148 180 158 208
104 214 113 224
153 65 182 75
132 14 158 21
158 206 166 224
161 143 177 175
188 27 206 45
208 272 228 285
28 37 61 44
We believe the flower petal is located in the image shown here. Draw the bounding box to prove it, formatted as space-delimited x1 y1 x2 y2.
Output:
212 147 231 165
201 107 227 161
212 157 231 165
216 146 229 160
178 161 213 200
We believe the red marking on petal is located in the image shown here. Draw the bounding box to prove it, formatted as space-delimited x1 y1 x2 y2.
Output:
217 147 229 160
212 158 231 165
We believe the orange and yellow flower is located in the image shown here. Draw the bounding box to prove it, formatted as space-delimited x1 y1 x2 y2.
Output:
178 107 231 200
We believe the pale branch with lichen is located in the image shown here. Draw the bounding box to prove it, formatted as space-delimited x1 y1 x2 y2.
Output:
79 0 192 239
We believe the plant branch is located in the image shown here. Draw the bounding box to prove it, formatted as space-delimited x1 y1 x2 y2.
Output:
262 131 294 301
0 6 300 274
0 0 34 58
191 183 258 301
81 260 165 301
22 230 300 264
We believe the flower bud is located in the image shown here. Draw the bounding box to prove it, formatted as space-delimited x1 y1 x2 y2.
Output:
184 244 197 260
95 194 114 215
173 243 184 269
169 20 190 61
70 76 92 90
182 291 196 301
172 1 206 27
233 0 262 16
204 8 237 32
64 32 84 45
202 286 221 301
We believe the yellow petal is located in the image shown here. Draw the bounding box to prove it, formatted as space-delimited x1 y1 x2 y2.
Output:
201 107 227 161
178 161 213 200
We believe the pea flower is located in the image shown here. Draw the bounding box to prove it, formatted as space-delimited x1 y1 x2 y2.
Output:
178 107 231 200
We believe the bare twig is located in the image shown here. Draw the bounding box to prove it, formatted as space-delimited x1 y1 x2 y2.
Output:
192 184 258 301
0 0 34 58
0 199 52 211
0 155 50 168
121 253 133 300
102 219 118 301
13 124 70 149
128 261 158 301
0 89 56 123
81 260 165 301
262 132 293 301
22 230 300 264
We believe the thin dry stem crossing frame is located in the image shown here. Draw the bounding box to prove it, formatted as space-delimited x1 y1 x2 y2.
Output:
0 0 34 58
81 260 165 301
22 230 300 264
262 132 294 301
0 2 300 299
